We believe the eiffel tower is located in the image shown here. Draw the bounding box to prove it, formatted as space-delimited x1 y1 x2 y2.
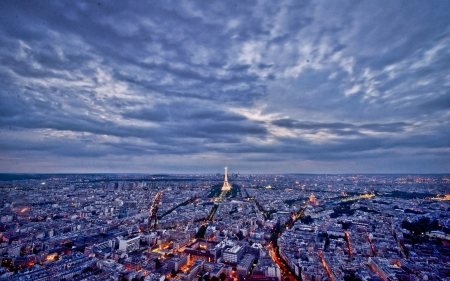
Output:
218 167 231 199
222 166 231 191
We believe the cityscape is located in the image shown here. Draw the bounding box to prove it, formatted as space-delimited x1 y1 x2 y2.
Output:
1 1 450 281
0 170 449 281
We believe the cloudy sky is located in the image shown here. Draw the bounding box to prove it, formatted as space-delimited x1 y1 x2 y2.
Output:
1 1 449 174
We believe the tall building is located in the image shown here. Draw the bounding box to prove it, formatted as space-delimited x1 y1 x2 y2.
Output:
222 166 231 191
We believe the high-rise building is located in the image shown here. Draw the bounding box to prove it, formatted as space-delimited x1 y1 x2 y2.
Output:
222 166 231 191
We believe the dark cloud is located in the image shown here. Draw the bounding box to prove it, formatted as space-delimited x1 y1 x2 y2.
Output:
196 122 267 136
420 93 450 111
122 107 169 122
186 111 247 122
258 63 273 69
358 123 410 133
271 119 411 134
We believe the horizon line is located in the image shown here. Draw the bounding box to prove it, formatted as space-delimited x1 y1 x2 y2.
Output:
0 172 448 175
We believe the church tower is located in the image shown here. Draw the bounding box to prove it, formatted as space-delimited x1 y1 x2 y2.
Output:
222 166 231 191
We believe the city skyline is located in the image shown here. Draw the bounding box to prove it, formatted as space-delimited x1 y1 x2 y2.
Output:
1 1 450 174
0 172 449 280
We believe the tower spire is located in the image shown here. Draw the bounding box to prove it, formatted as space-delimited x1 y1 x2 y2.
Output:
222 166 231 191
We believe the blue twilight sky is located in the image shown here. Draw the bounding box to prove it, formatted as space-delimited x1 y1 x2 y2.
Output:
0 1 449 174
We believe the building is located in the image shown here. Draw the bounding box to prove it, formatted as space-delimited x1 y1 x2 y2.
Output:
184 240 217 262
237 254 254 277
368 257 403 281
203 261 226 278
309 193 318 206
118 206 138 219
252 256 281 281
179 259 203 281
118 235 140 253
167 253 188 271
223 245 243 263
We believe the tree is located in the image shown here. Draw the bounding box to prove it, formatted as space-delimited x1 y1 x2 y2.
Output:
211 276 219 281
300 215 313 225
204 275 211 281
220 272 227 281
341 221 353 230
325 236 330 248
154 258 162 269
171 269 177 277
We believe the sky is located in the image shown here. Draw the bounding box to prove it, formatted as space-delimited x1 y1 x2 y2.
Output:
0 1 449 174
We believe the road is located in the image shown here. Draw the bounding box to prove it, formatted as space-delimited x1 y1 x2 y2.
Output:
148 191 162 230
266 243 299 281
265 208 305 281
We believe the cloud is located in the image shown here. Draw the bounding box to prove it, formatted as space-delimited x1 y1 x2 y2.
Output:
186 110 247 122
420 93 450 111
122 107 169 122
271 119 411 134
0 0 449 173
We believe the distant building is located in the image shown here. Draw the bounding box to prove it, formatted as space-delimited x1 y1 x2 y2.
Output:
118 206 138 219
368 257 406 281
309 193 318 206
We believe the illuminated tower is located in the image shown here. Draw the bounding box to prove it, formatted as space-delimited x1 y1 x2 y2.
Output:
222 166 231 191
